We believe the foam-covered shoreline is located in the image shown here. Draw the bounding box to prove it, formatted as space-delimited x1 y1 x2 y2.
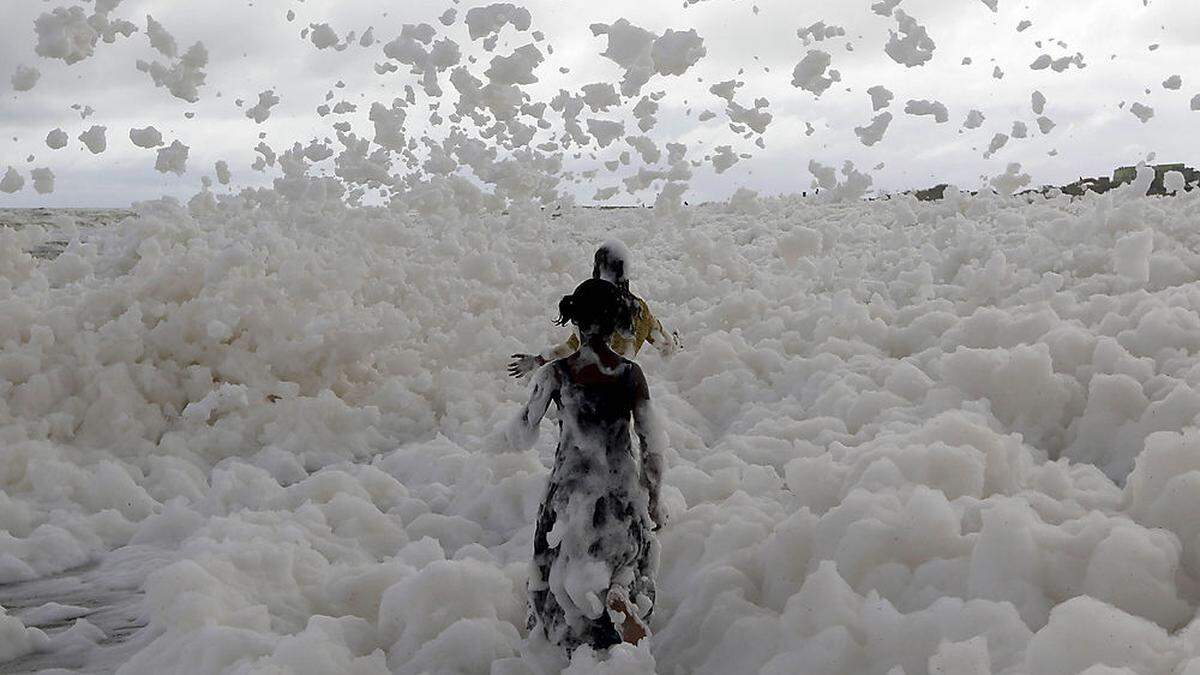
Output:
2 179 1200 672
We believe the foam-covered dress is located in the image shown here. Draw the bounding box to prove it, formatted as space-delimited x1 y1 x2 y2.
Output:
507 356 663 652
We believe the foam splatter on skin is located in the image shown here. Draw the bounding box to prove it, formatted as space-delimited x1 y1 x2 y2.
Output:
509 353 662 653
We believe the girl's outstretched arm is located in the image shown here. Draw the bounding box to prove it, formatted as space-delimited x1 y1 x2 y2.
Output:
505 364 559 450
507 333 579 377
638 299 682 355
632 364 666 529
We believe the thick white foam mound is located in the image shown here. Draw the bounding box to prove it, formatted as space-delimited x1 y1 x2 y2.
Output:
3 177 1200 673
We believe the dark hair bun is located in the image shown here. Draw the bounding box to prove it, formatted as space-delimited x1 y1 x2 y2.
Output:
555 294 575 326
554 278 633 337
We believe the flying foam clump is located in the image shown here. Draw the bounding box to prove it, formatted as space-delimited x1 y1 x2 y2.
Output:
0 167 24 193
791 50 839 96
1032 91 1047 114
30 168 55 194
591 19 707 98
854 112 892 146
34 6 99 64
11 65 41 92
137 41 209 103
154 140 189 174
78 125 107 154
382 24 461 97
45 128 68 149
369 101 408 151
984 132 1010 158
91 1 137 44
651 29 707 76
711 145 739 173
797 21 846 45
885 10 936 67
872 0 903 16
465 3 532 51
808 159 873 200
726 99 772 135
905 99 949 123
1030 52 1085 72
868 85 894 111
145 15 178 58
1130 102 1154 123
129 126 164 148
246 90 281 123
989 161 1031 195
586 119 624 148
309 23 341 50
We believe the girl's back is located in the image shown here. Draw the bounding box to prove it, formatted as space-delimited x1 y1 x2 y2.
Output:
509 277 662 653
557 354 636 433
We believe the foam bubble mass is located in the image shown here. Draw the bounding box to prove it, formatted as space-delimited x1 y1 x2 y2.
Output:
3 1 1200 674
2 166 1200 674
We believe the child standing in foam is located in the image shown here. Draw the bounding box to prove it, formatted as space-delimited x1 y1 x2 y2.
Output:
507 278 666 654
507 241 681 378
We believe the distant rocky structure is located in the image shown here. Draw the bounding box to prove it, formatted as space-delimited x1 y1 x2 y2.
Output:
907 163 1198 201
913 184 950 201
1061 163 1199 196
0 207 133 259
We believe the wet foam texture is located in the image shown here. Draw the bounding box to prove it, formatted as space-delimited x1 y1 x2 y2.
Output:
3 175 1200 673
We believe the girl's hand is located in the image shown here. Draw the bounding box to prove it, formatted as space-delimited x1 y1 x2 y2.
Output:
508 353 545 377
649 495 665 531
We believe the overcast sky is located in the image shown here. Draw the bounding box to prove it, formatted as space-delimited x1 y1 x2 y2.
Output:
1 0 1198 208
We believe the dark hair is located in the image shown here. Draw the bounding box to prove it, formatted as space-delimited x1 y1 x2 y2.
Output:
556 278 635 338
592 243 629 290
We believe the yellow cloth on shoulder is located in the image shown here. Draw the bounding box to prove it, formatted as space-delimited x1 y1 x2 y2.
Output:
562 295 661 357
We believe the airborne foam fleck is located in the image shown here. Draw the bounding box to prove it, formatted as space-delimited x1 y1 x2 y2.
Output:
129 126 164 148
78 125 108 154
11 65 41 92
154 139 190 174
